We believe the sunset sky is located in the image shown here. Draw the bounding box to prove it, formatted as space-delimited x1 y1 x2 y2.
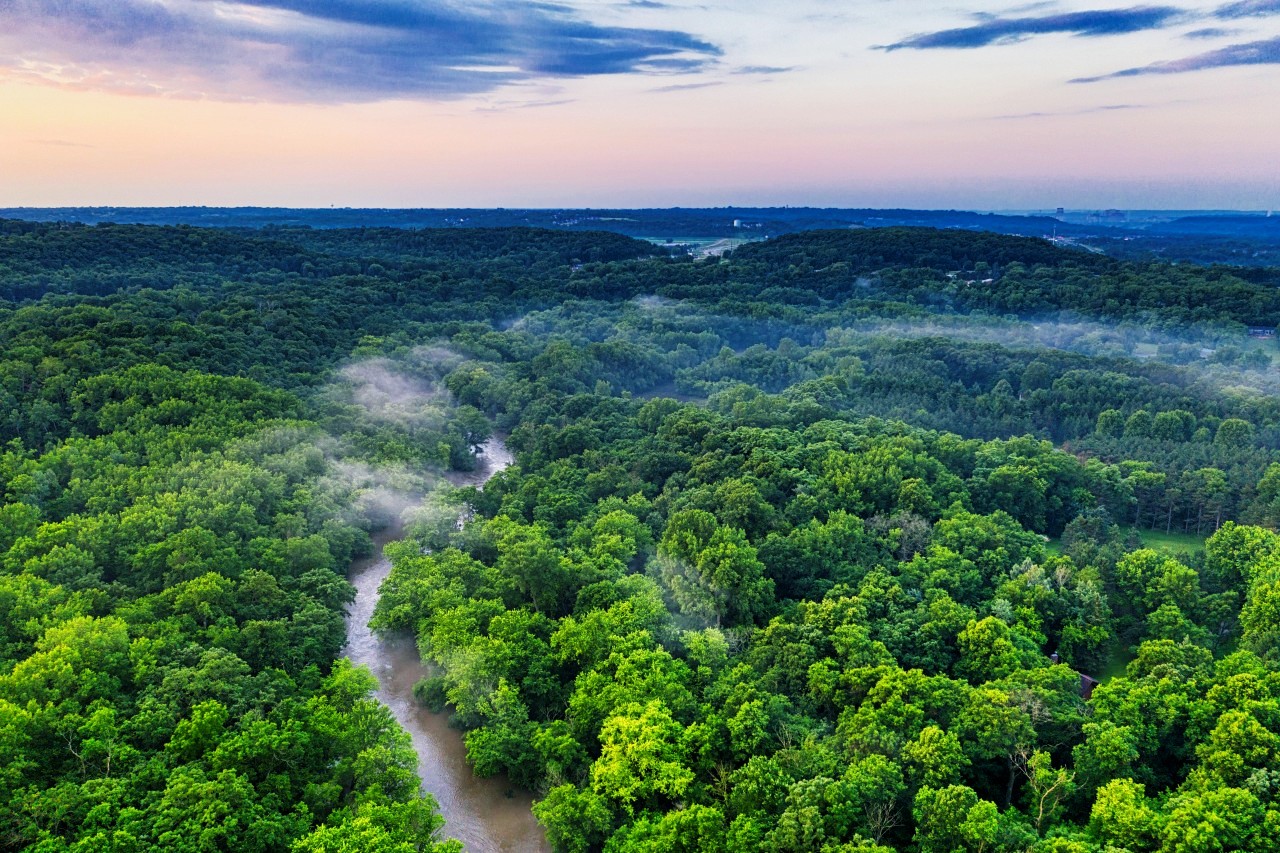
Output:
1 0 1278 209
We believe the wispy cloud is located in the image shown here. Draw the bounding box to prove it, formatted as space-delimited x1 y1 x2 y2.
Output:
1214 0 1280 18
1072 33 1280 80
475 98 576 113
650 81 723 92
33 138 96 148
1183 26 1243 37
733 65 797 75
991 103 1147 119
0 0 720 103
878 6 1186 51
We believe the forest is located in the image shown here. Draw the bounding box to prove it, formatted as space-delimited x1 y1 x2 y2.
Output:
5 207 1278 268
1 219 1279 852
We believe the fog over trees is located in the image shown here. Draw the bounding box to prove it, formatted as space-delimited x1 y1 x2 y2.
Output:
2 220 1279 851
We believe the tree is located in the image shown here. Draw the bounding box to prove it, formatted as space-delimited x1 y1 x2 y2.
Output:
655 510 773 627
492 517 573 616
591 701 694 815
1241 567 1280 659
902 725 970 790
533 785 614 853
1214 418 1255 449
293 799 462 853
913 785 1000 853
1095 409 1125 438
1126 469 1166 528
953 688 1037 808
1123 410 1153 439
932 509 1045 587
955 617 1028 684
1160 786 1269 853
1072 721 1139 799
1183 467 1229 534
1152 410 1194 442
1251 463 1280 527
1020 750 1075 833
842 754 907 844
605 803 727 852
1203 522 1277 592
983 465 1048 532
1088 778 1157 851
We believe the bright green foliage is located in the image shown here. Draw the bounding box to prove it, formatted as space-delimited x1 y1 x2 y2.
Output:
292 800 462 853
1021 750 1075 832
1160 786 1271 852
903 725 970 789
591 700 694 815
5 220 1280 852
1241 562 1280 658
1089 778 1158 851
912 785 1000 853
603 804 726 853
955 617 1032 683
533 785 614 853
656 510 773 627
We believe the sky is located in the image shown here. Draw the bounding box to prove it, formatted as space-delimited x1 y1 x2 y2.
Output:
0 0 1277 209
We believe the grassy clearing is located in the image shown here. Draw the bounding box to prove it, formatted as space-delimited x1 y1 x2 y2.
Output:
1044 528 1207 683
1097 638 1133 682
1130 527 1207 555
1241 335 1278 363
1045 526 1206 557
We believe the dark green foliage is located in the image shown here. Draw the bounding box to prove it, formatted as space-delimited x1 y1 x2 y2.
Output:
4 219 1280 852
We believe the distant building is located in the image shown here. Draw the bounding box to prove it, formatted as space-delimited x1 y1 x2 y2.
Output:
1248 327 1276 339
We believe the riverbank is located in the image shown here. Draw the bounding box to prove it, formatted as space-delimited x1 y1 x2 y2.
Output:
343 437 548 852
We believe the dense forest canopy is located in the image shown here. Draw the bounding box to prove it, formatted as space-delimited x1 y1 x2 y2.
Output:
2 219 1279 852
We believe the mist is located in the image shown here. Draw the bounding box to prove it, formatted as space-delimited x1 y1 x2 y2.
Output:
336 352 455 430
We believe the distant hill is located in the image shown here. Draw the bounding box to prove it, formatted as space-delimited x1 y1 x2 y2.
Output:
728 226 1098 272
2 206 1278 267
0 206 1069 238
1162 214 1280 237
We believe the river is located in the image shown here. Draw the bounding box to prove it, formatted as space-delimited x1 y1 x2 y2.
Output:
344 437 550 852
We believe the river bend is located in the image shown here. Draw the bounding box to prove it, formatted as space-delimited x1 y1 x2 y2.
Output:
344 438 549 852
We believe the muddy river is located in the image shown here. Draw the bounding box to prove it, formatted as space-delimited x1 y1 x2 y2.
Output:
344 437 550 852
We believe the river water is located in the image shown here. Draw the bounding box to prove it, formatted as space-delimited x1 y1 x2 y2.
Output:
344 437 550 852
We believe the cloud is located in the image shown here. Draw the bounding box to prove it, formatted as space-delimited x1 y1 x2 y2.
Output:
1072 34 1280 80
649 81 723 92
33 138 96 148
1183 26 1243 37
0 0 720 103
733 65 797 74
992 103 1146 119
475 98 576 113
1215 0 1280 18
879 6 1186 51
